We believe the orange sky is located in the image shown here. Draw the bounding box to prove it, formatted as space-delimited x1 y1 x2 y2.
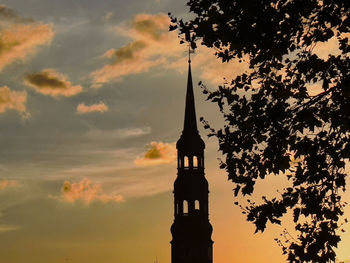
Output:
0 1 349 262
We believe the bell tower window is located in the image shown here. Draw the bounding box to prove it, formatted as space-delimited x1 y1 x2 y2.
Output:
195 200 200 210
184 156 190 168
183 200 189 214
193 156 199 168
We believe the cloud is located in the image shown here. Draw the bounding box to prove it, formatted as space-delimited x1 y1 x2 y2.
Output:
0 224 21 233
58 163 174 200
103 11 114 23
134 141 176 166
77 102 109 114
85 127 151 139
167 50 249 84
91 41 165 86
91 12 249 87
91 13 182 86
0 5 33 25
25 69 83 97
0 86 28 116
0 5 54 71
0 179 19 190
132 14 168 40
55 178 124 204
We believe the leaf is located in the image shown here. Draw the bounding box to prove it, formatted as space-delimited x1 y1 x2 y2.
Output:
174 0 349 261
293 208 300 223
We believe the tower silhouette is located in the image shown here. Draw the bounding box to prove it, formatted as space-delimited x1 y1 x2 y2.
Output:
171 58 213 263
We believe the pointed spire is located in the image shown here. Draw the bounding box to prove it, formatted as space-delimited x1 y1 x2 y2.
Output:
183 57 198 134
177 49 205 152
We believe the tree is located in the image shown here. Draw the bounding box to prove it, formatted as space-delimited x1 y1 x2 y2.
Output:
170 0 350 262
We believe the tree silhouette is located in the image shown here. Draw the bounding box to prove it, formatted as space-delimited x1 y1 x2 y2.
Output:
170 0 349 262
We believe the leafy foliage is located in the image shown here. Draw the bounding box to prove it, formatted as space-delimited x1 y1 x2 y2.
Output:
170 0 350 262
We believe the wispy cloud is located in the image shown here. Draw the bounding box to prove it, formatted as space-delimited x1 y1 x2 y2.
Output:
103 11 114 23
0 5 54 71
91 12 249 87
0 179 19 190
56 165 174 200
91 13 182 86
48 143 175 200
77 102 109 114
0 224 21 233
0 5 33 25
0 86 28 117
135 141 176 166
85 127 151 139
54 178 124 204
24 69 83 97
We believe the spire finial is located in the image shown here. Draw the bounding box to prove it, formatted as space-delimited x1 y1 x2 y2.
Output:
188 44 191 64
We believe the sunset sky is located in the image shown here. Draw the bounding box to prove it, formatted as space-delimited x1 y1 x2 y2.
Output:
0 0 349 262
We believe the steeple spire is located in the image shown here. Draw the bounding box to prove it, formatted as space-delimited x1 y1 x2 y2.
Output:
183 57 198 133
171 53 213 263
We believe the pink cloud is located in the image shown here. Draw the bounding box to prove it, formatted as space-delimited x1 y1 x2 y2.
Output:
0 179 19 190
91 55 164 85
25 69 83 97
91 12 250 86
0 86 28 116
0 22 54 71
91 13 181 86
0 225 21 233
135 141 176 166
59 178 124 204
77 102 109 114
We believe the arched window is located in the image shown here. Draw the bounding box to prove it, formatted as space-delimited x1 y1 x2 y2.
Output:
183 200 188 214
193 156 199 168
195 200 200 210
184 156 190 168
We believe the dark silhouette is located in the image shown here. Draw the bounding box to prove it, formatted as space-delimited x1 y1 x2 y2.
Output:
170 1 349 262
171 58 213 263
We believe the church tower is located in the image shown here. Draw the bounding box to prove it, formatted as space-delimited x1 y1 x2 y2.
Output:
171 58 213 263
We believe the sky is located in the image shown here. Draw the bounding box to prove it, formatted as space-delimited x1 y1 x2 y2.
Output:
0 1 349 263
